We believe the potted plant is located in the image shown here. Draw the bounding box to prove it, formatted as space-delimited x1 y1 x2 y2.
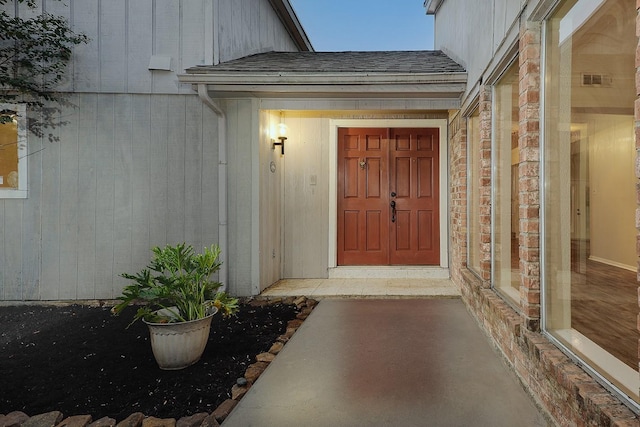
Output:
112 242 239 370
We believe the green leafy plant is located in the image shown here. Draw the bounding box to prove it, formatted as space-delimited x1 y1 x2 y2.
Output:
0 0 89 140
112 243 239 325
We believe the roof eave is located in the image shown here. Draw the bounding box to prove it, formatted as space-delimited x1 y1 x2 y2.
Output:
423 0 444 14
269 0 314 52
178 71 467 85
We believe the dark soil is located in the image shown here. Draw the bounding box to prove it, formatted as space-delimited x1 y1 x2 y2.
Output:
0 302 299 420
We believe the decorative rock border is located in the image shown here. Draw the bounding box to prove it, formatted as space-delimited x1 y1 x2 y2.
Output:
0 296 317 427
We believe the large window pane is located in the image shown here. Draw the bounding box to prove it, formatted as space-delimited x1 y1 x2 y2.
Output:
493 62 520 306
468 108 481 275
543 0 639 404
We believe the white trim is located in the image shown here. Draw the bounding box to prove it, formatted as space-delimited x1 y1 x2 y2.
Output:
554 328 640 406
0 103 28 199
180 72 467 85
328 119 449 270
588 256 636 273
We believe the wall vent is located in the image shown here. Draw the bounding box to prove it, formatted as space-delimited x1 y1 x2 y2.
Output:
581 73 612 87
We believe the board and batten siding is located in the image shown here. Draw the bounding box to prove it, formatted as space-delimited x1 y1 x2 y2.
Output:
2 0 298 95
433 0 525 100
0 94 219 300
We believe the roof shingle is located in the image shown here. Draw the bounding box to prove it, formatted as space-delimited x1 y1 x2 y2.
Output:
186 50 465 75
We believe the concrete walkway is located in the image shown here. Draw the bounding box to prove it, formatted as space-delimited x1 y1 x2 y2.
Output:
222 299 551 427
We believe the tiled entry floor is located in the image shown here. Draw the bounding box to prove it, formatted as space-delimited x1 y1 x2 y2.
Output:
261 278 460 298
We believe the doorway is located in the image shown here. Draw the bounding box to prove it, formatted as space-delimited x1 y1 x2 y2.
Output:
337 127 440 265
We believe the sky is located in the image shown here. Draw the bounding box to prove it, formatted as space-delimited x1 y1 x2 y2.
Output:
288 0 435 52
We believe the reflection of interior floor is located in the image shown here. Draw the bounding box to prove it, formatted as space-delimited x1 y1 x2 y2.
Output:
571 258 639 370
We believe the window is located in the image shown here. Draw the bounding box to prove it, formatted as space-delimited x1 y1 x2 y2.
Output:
543 0 638 406
0 104 27 198
493 61 520 306
467 108 482 275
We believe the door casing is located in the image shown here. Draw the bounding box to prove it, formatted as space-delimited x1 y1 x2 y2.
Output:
328 119 449 270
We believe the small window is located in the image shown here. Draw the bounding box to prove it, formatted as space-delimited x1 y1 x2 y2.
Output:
467 107 482 276
0 104 27 198
493 61 520 307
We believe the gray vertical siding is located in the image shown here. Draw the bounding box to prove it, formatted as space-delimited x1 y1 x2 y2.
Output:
0 94 219 300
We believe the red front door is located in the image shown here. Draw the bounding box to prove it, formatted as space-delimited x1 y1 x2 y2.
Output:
337 127 440 265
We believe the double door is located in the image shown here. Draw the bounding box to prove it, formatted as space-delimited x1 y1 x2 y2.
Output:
337 127 440 265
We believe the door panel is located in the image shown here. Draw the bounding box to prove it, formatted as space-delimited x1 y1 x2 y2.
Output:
337 127 439 266
389 128 440 265
337 128 389 265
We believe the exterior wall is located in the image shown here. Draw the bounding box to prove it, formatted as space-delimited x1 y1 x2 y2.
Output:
217 0 300 63
0 93 219 300
439 0 640 424
0 0 301 300
224 98 261 297
433 0 524 101
259 110 448 285
448 112 467 288
478 87 493 283
2 0 298 95
259 111 284 292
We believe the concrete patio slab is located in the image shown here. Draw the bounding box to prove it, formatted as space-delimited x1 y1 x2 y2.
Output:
222 299 551 427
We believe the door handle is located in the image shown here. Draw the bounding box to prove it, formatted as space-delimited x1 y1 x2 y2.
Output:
390 200 396 223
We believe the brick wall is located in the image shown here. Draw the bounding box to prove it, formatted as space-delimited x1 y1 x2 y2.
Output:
448 111 466 287
518 20 542 332
478 86 492 285
450 8 640 425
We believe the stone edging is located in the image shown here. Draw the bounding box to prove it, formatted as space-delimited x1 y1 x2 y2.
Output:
0 296 317 427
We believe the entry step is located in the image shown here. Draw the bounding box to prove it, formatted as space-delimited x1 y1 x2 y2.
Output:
328 267 449 279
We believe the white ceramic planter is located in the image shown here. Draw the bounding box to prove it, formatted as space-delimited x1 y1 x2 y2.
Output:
143 306 218 370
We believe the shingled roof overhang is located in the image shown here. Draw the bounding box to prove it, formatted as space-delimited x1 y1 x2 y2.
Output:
178 51 467 104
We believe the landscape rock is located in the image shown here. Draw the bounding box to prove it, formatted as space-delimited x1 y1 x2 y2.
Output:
176 413 207 427
269 341 284 354
57 415 92 427
283 297 296 305
88 417 116 427
211 400 237 423
293 296 306 308
236 377 248 387
198 415 219 427
282 327 297 339
141 417 175 427
256 352 275 363
287 319 303 329
231 384 249 400
244 362 269 383
115 413 144 427
296 307 314 320
306 299 318 308
0 411 30 427
22 412 63 427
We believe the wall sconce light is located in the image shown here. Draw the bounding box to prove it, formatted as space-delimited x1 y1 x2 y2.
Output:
272 115 287 155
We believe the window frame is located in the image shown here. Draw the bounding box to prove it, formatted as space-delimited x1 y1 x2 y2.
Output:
490 58 521 310
466 105 482 278
0 103 28 199
539 0 640 412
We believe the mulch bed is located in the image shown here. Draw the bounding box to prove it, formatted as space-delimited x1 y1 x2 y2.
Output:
0 301 300 421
